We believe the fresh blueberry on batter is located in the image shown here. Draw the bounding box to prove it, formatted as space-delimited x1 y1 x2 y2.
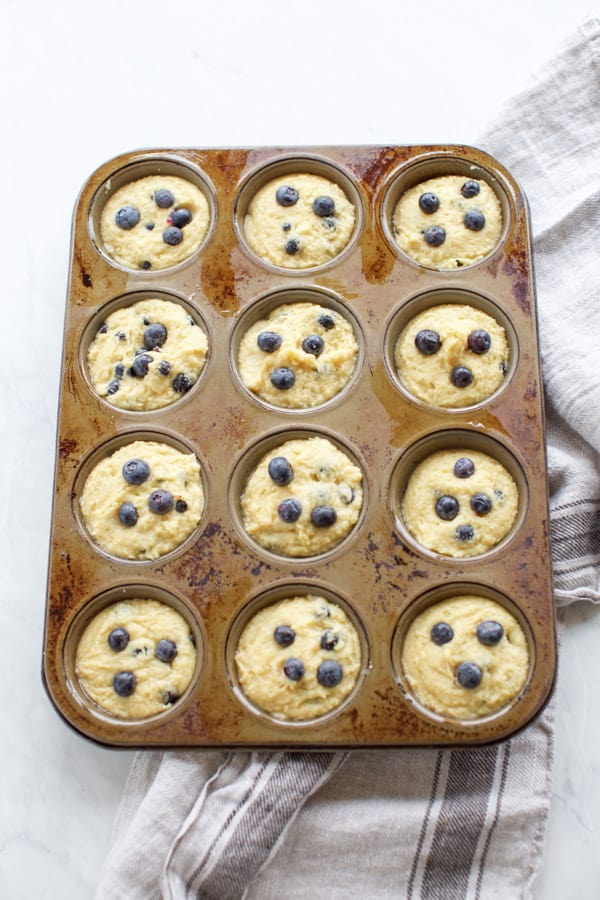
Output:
310 505 338 528
464 210 486 232
454 457 475 478
456 661 482 689
451 365 473 388
268 456 294 486
115 206 140 230
122 458 150 485
467 329 491 354
155 639 178 663
257 331 282 353
430 622 454 645
435 495 459 521
169 208 192 228
302 334 324 357
163 226 184 246
172 373 193 394
118 502 139 527
113 671 136 697
276 185 299 207
456 524 475 542
285 237 301 255
317 659 343 687
318 314 335 330
283 658 305 681
418 192 440 214
148 489 174 515
154 188 175 208
158 360 172 375
175 499 188 513
270 367 295 390
312 196 335 217
320 629 339 651
108 627 130 652
274 625 296 647
461 180 481 198
107 379 120 395
423 225 446 247
476 620 504 645
415 329 441 355
277 498 302 523
132 353 153 377
143 323 168 349
470 493 493 516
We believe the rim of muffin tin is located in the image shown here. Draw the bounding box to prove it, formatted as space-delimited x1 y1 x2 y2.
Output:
62 582 205 727
71 428 210 565
233 153 364 274
383 287 520 412
390 429 529 563
390 581 536 727
224 579 371 728
380 151 514 271
79 289 212 413
228 425 370 564
88 154 217 274
229 285 366 414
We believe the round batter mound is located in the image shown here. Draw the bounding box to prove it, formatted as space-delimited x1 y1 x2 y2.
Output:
99 174 210 271
87 298 208 410
402 448 519 558
237 302 358 408
241 436 363 557
394 303 509 407
392 175 502 269
79 440 204 560
75 598 197 719
235 594 361 720
401 595 529 719
243 173 356 268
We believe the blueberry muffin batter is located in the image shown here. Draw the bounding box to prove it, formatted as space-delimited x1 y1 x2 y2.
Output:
241 436 363 557
76 598 197 719
244 173 356 268
402 595 529 719
392 176 502 269
87 298 208 410
237 302 358 408
394 303 509 407
99 174 210 270
402 448 519 558
235 594 361 720
79 440 204 560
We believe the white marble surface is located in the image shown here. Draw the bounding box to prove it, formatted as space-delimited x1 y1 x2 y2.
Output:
2 1 599 897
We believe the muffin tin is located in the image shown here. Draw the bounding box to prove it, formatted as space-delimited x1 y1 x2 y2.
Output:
42 145 556 748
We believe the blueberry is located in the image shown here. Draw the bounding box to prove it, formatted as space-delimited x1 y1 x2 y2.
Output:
113 671 136 697
148 489 174 515
276 185 299 207
467 329 491 354
116 331 127 341
145 222 155 230
115 363 125 377
451 366 473 388
115 205 140 230
301 334 324 356
172 373 193 393
456 524 475 542
318 314 335 330
322 216 336 230
430 622 454 645
423 225 446 247
118 502 138 527
454 457 475 478
282 222 291 232
99 323 108 334
108 627 130 652
283 657 305 681
268 456 294 486
456 661 482 689
154 188 175 208
285 237 300 255
477 620 504 646
277 498 302 523
155 638 178 663
320 629 339 651
141 260 152 270
107 379 120 395
175 499 188 513
162 691 180 705
471 493 492 516
418 192 440 214
132 353 153 377
274 625 295 647
169 208 192 228
143 323 168 349
256 331 282 353
312 196 335 217
461 180 481 198
310 505 338 528
270 367 295 390
464 210 486 232
122 458 150 485
435 495 459 521
415 329 441 355
317 659 343 687
158 360 172 375
163 226 184 246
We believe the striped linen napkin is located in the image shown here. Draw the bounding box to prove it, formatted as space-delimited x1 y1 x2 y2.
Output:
96 18 600 899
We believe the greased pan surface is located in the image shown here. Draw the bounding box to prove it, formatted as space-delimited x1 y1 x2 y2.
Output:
43 145 556 748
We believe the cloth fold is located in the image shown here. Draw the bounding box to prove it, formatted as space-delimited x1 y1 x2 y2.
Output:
96 18 600 900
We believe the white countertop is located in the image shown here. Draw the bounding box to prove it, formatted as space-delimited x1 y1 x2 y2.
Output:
3 1 599 897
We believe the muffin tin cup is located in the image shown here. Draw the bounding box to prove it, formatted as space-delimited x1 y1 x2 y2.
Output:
43 145 556 749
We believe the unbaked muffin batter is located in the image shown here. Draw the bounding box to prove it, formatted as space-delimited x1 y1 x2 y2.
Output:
79 440 204 560
241 436 363 557
76 598 197 719
402 595 529 719
235 594 361 720
394 303 509 407
402 448 518 558
99 174 210 270
244 173 356 268
237 302 358 408
88 298 208 410
392 175 502 269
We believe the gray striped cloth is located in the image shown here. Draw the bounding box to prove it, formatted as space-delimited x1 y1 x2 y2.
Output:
96 18 600 900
